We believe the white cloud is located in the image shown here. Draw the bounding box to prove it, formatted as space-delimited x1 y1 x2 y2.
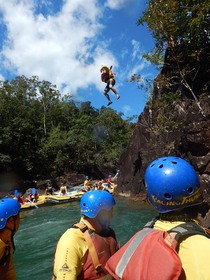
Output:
127 62 147 77
0 74 5 81
0 0 157 120
121 104 131 115
105 0 132 10
131 39 142 61
0 0 118 96
118 39 148 81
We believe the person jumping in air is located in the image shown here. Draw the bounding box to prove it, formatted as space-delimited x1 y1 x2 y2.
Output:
100 65 120 106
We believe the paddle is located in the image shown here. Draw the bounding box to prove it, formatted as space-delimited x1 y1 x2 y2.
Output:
27 198 39 209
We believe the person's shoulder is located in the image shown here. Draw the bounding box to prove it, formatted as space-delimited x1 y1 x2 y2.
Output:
153 220 183 231
185 232 210 245
59 227 85 243
178 233 210 264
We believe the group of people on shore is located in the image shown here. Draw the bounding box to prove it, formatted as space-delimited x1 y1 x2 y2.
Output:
1 156 210 279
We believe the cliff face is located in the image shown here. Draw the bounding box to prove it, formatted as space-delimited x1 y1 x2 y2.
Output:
117 45 210 227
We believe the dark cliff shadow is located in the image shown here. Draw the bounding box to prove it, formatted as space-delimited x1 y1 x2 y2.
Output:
133 152 142 176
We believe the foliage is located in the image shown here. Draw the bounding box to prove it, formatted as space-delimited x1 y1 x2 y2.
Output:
147 91 182 135
138 0 210 60
136 0 210 117
0 76 134 177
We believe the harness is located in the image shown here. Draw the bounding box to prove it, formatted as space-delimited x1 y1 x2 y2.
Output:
73 222 118 280
0 246 10 267
144 218 210 241
4 216 18 253
0 244 11 280
105 220 210 280
73 222 103 273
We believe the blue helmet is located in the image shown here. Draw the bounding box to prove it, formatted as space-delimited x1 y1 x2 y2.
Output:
145 156 202 213
14 189 19 197
0 198 21 230
31 188 37 195
80 190 115 218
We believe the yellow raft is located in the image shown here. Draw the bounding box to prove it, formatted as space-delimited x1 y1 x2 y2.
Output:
46 192 84 204
20 195 47 210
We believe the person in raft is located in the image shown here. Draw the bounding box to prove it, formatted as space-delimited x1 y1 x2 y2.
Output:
59 183 68 196
52 190 118 280
100 65 120 106
0 198 21 280
106 156 210 280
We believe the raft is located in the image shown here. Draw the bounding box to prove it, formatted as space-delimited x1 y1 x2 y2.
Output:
101 183 116 194
20 195 47 210
46 193 83 204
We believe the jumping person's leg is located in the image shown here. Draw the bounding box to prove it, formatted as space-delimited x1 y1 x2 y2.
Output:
104 84 112 106
109 79 120 99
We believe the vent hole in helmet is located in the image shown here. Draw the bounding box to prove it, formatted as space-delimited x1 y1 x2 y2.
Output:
151 163 155 168
164 193 172 200
83 203 86 206
187 187 194 194
171 161 177 164
158 164 164 168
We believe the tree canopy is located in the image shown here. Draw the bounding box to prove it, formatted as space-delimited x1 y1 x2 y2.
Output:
138 0 210 65
135 0 210 117
0 76 134 178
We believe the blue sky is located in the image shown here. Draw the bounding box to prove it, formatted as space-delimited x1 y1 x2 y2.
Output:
0 0 158 121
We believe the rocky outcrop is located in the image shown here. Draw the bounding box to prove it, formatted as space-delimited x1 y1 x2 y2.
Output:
117 45 210 227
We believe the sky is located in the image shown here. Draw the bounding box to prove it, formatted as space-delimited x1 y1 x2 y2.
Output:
0 0 159 121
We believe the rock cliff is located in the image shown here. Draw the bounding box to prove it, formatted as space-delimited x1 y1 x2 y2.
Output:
117 45 210 227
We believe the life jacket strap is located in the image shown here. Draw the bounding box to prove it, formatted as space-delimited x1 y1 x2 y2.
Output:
73 222 103 273
0 246 10 266
144 219 210 248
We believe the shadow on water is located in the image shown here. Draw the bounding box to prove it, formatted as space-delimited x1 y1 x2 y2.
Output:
14 197 156 280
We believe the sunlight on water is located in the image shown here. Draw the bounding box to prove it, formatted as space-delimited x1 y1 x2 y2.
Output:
14 197 156 280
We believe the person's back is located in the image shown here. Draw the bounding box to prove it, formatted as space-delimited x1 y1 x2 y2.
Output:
84 176 92 191
153 219 210 279
52 190 118 280
146 156 210 279
106 156 210 280
60 184 67 196
107 175 112 186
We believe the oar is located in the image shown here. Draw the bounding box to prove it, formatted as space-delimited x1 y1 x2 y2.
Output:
27 199 39 209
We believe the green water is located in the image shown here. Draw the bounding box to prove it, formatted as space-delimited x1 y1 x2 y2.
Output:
14 197 156 280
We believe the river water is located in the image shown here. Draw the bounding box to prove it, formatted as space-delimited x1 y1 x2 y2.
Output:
14 197 156 280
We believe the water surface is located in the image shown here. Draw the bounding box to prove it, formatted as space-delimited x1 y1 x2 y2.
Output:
14 197 156 280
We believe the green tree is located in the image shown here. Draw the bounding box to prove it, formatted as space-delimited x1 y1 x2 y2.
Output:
0 76 134 177
137 0 209 116
138 0 210 64
30 76 61 135
93 107 133 168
